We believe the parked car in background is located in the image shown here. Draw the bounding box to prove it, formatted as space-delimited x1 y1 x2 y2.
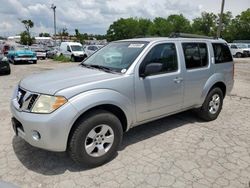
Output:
11 35 234 166
1 44 10 55
7 45 37 64
30 46 46 60
228 43 250 58
83 45 103 57
0 55 10 75
59 42 85 62
46 46 59 59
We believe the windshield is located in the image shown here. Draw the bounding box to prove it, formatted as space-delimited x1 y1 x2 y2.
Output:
82 41 148 73
237 44 248 49
71 45 83 51
15 46 27 51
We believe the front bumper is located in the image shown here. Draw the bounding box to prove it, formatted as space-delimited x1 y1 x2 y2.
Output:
14 57 37 61
10 99 78 152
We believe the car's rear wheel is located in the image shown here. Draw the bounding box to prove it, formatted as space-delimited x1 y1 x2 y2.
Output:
236 52 242 58
33 60 37 64
197 87 223 121
68 110 123 167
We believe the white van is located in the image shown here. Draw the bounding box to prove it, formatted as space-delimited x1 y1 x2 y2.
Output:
59 42 85 62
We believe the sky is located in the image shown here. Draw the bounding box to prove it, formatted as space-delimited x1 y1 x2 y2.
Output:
0 0 249 37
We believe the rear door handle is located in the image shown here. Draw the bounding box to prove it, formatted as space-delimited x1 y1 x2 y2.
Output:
173 77 183 83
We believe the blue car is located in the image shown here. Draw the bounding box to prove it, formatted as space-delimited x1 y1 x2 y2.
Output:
7 45 37 64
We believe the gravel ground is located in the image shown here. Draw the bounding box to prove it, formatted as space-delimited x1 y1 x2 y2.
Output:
0 59 250 188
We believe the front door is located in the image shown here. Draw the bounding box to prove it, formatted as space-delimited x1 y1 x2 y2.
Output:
135 42 184 122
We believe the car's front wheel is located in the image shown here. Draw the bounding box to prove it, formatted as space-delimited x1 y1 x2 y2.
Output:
71 55 75 62
197 87 223 121
68 110 123 167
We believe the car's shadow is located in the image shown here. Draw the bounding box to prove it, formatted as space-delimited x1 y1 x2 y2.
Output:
12 110 203 175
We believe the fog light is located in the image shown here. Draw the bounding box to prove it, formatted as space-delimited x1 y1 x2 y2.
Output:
32 130 41 141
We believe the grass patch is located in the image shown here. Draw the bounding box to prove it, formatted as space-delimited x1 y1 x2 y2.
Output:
53 55 71 62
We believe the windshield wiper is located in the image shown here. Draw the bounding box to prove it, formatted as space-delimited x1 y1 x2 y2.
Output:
81 63 117 73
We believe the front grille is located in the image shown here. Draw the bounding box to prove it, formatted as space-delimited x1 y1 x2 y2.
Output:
19 55 33 58
16 87 39 112
17 88 26 108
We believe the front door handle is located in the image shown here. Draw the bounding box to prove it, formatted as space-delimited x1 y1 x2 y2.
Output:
173 77 183 84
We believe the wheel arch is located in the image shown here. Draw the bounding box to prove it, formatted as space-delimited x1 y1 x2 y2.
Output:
201 74 227 103
67 103 128 150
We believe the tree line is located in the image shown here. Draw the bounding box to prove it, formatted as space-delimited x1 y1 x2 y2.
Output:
18 8 250 45
106 8 250 42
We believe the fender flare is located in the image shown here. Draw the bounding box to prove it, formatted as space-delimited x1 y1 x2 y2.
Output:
68 89 135 131
201 73 226 103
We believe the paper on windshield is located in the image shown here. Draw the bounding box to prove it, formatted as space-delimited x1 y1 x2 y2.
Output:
128 44 144 48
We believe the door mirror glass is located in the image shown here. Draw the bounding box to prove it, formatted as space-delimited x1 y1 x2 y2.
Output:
141 63 163 77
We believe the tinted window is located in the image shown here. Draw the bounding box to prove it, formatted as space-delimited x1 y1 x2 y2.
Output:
182 43 208 69
230 45 237 49
212 43 233 63
140 43 178 75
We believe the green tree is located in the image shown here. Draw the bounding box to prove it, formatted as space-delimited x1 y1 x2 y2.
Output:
149 17 170 36
20 31 34 45
167 14 191 33
107 18 140 41
217 11 233 41
228 8 250 41
137 18 152 37
192 12 217 36
20 19 34 45
39 32 51 37
21 19 34 34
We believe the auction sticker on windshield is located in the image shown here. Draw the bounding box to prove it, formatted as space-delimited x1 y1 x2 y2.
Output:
128 44 144 48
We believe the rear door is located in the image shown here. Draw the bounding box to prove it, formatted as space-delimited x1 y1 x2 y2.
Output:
181 42 212 108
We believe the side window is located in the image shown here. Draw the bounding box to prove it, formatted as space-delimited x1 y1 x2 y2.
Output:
140 43 178 75
230 45 237 49
212 43 233 64
182 43 208 69
67 46 71 52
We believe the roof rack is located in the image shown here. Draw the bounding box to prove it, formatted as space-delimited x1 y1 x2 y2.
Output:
169 32 217 40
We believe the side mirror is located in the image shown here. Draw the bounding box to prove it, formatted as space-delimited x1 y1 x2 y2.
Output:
140 63 162 78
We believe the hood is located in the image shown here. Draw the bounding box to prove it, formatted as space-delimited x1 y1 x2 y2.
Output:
19 65 121 96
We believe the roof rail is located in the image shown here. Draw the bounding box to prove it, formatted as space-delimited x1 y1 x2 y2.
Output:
169 32 217 40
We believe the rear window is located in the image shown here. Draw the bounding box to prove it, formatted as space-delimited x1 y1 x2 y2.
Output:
212 43 233 64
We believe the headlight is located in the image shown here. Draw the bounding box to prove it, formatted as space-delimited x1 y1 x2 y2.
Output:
31 95 67 113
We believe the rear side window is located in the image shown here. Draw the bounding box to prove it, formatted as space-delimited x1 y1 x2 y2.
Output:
212 43 233 63
182 43 208 69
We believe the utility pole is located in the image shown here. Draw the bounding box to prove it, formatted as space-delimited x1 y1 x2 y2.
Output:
51 4 57 39
217 0 225 38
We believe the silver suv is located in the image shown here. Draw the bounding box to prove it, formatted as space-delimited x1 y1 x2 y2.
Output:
11 36 234 166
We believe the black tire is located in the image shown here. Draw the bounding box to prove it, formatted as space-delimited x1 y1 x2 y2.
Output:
83 54 87 60
68 110 123 167
197 87 223 121
33 60 37 64
236 52 242 58
5 69 11 75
